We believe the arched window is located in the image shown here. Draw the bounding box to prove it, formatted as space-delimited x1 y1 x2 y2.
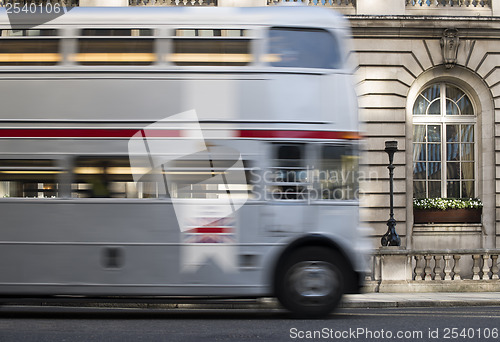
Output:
412 83 476 199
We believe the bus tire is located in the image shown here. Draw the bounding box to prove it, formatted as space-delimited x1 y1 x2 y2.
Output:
275 246 344 318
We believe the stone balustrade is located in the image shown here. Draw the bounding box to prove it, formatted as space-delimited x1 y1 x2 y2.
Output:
365 248 500 292
128 0 216 5
267 0 355 7
406 0 489 7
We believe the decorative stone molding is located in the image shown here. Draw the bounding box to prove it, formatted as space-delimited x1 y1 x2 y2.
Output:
441 28 460 68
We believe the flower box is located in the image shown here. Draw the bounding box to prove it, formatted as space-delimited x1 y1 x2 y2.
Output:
413 198 483 224
413 208 482 224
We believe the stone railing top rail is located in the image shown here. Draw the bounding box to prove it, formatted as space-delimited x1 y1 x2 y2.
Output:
374 248 500 255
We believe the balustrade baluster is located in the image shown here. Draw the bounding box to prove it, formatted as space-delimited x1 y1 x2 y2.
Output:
434 255 443 280
453 255 461 280
443 255 453 280
424 255 433 281
472 254 481 280
414 255 424 280
491 255 499 280
482 255 491 279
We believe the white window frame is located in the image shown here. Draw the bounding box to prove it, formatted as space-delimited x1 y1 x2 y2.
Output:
412 82 477 198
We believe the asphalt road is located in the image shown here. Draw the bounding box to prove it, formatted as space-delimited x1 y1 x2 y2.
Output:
1 305 500 342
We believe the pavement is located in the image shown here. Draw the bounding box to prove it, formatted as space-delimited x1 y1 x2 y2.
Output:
340 292 500 308
0 292 500 310
3 292 500 310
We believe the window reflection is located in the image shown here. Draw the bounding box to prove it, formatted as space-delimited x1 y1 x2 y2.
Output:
267 27 341 69
318 145 358 200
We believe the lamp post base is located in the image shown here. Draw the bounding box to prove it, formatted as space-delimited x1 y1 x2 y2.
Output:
381 218 401 246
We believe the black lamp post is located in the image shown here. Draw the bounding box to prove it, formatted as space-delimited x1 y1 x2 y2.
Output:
381 140 401 247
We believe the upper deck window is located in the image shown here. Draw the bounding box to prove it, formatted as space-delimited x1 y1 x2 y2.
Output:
81 29 153 37
0 29 57 37
76 28 155 66
175 29 247 37
0 29 59 65
170 29 251 66
267 27 341 69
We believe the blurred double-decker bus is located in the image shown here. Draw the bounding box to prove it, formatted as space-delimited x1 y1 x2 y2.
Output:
0 5 367 317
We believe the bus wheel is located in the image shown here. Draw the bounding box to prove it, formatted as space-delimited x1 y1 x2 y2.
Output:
276 247 344 317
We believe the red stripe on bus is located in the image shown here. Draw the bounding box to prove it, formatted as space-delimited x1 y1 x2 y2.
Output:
187 227 233 234
0 129 181 138
237 130 361 140
0 129 360 140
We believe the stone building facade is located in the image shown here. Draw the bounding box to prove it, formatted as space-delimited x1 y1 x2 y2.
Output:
5 0 500 254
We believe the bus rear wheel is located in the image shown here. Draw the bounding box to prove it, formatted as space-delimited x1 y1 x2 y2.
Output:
275 246 344 317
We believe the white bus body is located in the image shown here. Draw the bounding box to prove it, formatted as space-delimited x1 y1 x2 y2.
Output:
0 6 367 317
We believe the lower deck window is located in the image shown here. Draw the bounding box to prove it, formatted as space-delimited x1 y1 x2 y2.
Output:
317 145 359 200
268 144 309 200
0 159 59 198
73 157 145 198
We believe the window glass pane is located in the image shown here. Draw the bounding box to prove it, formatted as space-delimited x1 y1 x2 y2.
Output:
446 143 459 161
447 162 460 180
413 181 426 199
427 125 441 142
81 29 152 36
427 100 441 115
166 151 251 201
413 161 426 179
428 181 441 198
446 125 459 143
457 95 473 115
413 125 425 142
268 28 341 69
427 144 440 161
1 29 57 37
428 162 441 180
422 84 440 103
0 159 59 198
269 144 307 200
446 85 463 103
446 85 474 116
413 125 426 142
461 125 474 142
461 162 474 180
447 181 460 198
412 95 428 115
413 144 426 161
73 157 142 198
461 144 474 161
446 99 460 115
318 145 358 200
462 181 474 198
171 38 251 66
176 29 247 37
0 39 60 65
77 39 155 65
